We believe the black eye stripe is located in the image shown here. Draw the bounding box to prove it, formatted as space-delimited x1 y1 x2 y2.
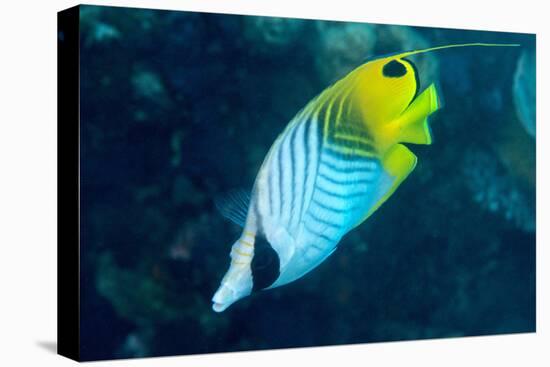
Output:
251 235 280 292
401 58 420 104
382 60 407 77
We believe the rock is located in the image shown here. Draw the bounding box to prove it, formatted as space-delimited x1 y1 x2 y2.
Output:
95 253 183 325
315 21 377 84
80 6 121 46
131 70 167 103
513 49 536 138
243 15 307 55
462 149 535 233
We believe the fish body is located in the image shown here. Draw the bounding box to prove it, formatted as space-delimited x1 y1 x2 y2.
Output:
212 43 518 312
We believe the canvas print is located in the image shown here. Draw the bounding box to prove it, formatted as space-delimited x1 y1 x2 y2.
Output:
58 4 535 361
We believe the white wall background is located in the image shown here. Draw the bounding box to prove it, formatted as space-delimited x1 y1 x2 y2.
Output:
0 0 547 366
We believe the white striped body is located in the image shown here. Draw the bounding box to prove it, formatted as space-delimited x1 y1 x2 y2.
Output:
251 104 395 288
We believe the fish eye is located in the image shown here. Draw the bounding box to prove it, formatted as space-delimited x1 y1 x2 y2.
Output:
251 235 280 292
382 60 407 78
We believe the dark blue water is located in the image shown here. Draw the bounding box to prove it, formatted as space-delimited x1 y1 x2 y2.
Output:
78 5 535 361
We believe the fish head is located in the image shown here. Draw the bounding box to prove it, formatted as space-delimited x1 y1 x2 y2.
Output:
352 43 519 129
353 55 420 126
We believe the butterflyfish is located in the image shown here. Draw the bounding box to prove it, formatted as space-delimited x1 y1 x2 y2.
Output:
212 43 519 312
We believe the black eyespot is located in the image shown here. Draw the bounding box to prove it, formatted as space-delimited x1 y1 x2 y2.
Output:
251 235 280 292
383 60 407 77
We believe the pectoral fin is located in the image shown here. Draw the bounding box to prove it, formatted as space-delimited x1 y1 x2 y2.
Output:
383 143 418 178
215 189 251 227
